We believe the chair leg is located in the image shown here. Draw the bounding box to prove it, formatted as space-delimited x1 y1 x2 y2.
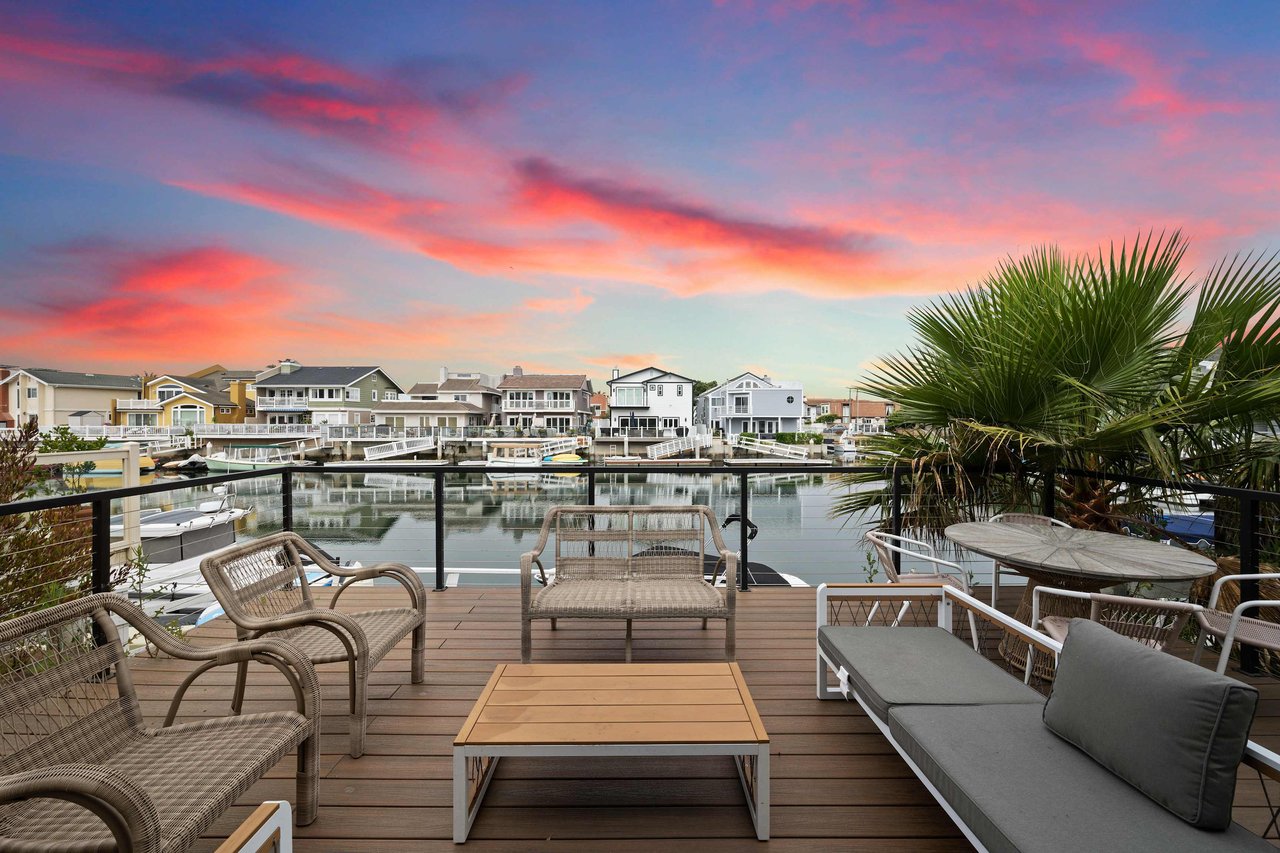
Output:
625 620 633 663
550 618 557 630
411 621 425 685
725 616 735 661
702 618 708 630
231 659 249 715
521 618 532 664
350 664 368 758
296 726 319 825
991 568 1000 609
1190 629 1210 666
967 611 980 652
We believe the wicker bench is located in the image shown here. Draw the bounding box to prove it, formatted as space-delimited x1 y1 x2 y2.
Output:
520 505 737 662
0 593 319 853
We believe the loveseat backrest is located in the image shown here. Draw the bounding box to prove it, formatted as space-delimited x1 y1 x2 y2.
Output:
549 506 716 582
202 532 316 632
0 594 141 777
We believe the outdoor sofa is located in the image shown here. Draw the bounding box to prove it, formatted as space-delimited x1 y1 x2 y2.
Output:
816 582 1280 852
521 505 736 662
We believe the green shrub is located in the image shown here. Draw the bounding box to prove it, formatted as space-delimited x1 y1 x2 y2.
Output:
776 432 823 445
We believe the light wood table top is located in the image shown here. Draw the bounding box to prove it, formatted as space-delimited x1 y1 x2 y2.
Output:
455 662 769 747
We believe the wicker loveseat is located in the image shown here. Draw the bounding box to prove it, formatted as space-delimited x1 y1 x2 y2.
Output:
0 593 319 853
521 505 737 662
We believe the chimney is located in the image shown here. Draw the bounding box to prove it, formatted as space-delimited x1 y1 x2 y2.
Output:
279 359 299 375
611 367 620 380
512 365 524 377
439 366 448 383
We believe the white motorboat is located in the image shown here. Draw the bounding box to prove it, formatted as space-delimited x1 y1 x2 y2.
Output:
112 487 251 564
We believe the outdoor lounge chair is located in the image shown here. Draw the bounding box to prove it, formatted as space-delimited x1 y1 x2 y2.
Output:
988 512 1070 606
0 592 319 852
1191 572 1280 674
201 530 427 758
1031 586 1201 651
865 530 979 645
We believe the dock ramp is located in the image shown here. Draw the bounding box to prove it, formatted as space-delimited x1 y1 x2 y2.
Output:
364 436 438 461
731 434 810 460
647 433 713 460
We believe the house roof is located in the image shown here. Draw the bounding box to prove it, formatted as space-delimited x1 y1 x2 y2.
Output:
498 373 589 390
439 378 499 393
3 368 141 391
152 374 235 407
373 401 482 413
256 366 402 391
608 366 696 385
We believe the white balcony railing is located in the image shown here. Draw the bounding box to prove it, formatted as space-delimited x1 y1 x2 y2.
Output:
115 399 162 410
256 398 310 410
504 399 575 411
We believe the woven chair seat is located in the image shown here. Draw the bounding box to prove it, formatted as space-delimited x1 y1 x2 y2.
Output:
1197 609 1280 652
278 608 421 665
1 711 307 853
529 579 728 619
529 580 631 618
629 578 730 618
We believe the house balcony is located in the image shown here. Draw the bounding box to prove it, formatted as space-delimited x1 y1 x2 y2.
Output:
505 398 575 410
115 398 162 410
256 397 311 411
5 464 1280 851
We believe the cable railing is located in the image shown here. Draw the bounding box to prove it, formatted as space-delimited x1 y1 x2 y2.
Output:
4 462 1280 666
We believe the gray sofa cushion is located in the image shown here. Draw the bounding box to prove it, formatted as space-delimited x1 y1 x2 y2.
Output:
1044 619 1259 830
818 626 1043 721
889 702 1273 853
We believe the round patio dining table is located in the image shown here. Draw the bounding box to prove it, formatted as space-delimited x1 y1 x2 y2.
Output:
944 521 1217 671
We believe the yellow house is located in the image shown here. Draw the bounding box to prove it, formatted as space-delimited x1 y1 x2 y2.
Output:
116 366 258 427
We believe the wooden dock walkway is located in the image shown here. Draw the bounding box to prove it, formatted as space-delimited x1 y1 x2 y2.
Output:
121 585 1280 851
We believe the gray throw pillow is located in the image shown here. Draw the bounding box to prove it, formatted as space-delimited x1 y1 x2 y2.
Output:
1043 619 1258 830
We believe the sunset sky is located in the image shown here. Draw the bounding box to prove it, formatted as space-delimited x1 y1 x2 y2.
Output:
1 1 1277 395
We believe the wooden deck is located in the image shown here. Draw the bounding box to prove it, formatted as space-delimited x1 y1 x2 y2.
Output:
121 585 1280 851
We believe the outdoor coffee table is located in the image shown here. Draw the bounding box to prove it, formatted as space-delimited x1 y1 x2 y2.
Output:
453 662 770 842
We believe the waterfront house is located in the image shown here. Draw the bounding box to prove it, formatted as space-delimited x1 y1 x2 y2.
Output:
253 360 406 425
403 367 502 426
607 366 695 434
805 396 896 432
696 372 803 438
1 367 141 427
498 366 593 431
118 365 257 427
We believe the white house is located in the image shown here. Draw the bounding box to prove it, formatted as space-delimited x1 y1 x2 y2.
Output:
607 366 694 434
405 366 502 426
697 372 804 438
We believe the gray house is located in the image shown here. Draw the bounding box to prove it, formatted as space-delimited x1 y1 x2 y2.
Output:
696 372 804 438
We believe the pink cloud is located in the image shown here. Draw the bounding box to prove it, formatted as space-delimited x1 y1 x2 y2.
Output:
521 288 594 314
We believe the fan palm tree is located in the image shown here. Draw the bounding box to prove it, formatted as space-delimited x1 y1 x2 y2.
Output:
833 231 1280 535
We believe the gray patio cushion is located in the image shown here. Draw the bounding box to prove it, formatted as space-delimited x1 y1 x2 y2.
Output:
817 626 1043 722
889 702 1273 853
1044 619 1259 830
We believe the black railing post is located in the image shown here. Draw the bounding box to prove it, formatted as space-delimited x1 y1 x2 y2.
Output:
1042 472 1056 522
738 469 750 591
434 470 446 592
281 468 294 532
91 497 112 594
890 468 903 574
587 469 596 506
1239 497 1263 675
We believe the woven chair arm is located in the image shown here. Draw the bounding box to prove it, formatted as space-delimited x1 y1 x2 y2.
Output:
520 552 535 612
161 637 321 728
720 550 737 611
0 764 162 853
1208 573 1278 610
328 562 427 612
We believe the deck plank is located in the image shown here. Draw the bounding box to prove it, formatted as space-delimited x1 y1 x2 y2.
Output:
116 584 1280 850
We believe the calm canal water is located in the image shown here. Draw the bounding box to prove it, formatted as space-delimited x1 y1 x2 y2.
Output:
123 470 998 587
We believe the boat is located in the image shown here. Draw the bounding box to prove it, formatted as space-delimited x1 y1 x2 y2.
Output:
111 486 251 564
202 447 315 472
82 453 158 474
830 427 859 459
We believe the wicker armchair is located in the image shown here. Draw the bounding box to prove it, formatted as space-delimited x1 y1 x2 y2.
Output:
0 593 319 853
1031 586 1201 651
987 512 1070 607
865 531 979 646
521 505 737 663
1191 573 1280 675
201 531 426 758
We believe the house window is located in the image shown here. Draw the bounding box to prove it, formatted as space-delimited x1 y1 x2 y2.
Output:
218 407 233 415
548 391 571 408
172 405 205 425
157 384 183 401
384 392 398 401
786 395 795 404
385 416 405 428
657 385 664 396
677 385 683 396
614 386 645 407
371 390 379 401
507 391 533 406
454 394 467 402
26 387 37 399
347 387 361 402
545 416 571 431
661 417 679 429
732 395 749 414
